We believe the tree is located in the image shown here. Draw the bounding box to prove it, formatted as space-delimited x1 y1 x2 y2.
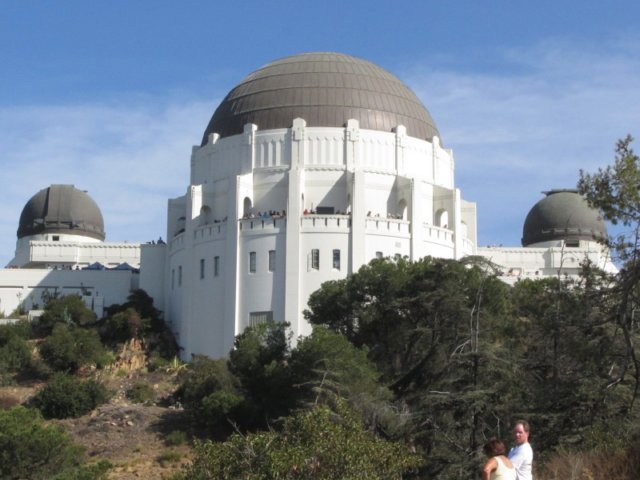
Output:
579 135 640 408
32 373 111 419
304 257 518 478
227 321 295 428
39 323 106 372
178 356 244 431
509 272 637 452
289 326 395 431
38 294 97 333
0 406 84 479
0 321 32 375
100 307 149 343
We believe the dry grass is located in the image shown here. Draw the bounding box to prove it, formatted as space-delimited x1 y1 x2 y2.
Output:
537 446 640 480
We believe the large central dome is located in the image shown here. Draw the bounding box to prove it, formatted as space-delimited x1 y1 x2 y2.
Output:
201 52 440 145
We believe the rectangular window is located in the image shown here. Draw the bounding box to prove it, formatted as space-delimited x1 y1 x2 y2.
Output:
249 251 257 273
311 249 320 270
249 311 273 327
214 256 220 277
268 250 276 272
200 258 205 279
333 249 341 270
52 235 60 241
375 251 383 259
178 266 182 287
171 269 175 289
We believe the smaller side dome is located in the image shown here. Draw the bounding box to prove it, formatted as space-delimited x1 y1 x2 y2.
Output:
17 185 105 241
522 189 607 247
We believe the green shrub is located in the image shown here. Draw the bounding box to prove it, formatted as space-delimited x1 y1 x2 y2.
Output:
32 373 111 419
178 356 244 428
0 406 85 479
100 308 149 343
126 381 156 404
23 358 53 380
0 320 32 343
157 450 182 466
52 460 112 480
173 402 421 480
38 295 97 333
165 430 188 446
39 324 105 372
0 335 32 373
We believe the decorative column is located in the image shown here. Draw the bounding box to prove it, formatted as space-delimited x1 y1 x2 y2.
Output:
284 118 305 339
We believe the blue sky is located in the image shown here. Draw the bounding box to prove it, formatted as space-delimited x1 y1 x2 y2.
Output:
1 1 639 266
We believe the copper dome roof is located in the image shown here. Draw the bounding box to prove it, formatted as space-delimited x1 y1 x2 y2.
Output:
522 189 607 247
201 52 439 144
18 184 105 241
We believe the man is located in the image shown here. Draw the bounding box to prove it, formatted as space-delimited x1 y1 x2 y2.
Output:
508 420 533 480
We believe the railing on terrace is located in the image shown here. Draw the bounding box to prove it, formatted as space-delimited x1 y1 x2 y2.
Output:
301 215 351 230
239 217 286 231
462 237 475 254
423 224 453 246
365 217 410 235
170 232 185 252
193 223 227 242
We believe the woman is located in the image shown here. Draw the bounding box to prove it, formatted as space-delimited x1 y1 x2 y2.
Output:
482 439 516 480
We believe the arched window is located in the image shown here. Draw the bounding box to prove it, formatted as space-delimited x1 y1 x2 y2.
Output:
435 209 449 229
460 221 468 238
199 206 212 226
397 199 408 220
243 197 252 217
175 216 186 236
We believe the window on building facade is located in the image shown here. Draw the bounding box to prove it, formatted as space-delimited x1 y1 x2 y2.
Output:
200 258 205 279
214 256 220 276
311 249 320 270
249 252 257 273
376 251 383 259
333 249 340 270
171 269 175 289
178 266 182 287
249 311 273 327
268 250 276 272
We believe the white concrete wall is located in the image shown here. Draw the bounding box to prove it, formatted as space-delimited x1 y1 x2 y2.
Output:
164 121 474 359
477 240 617 284
0 268 137 317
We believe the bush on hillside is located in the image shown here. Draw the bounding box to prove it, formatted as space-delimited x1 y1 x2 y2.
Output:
39 323 106 372
0 406 84 479
173 401 421 480
178 356 244 429
0 335 32 374
32 373 111 419
100 308 150 343
126 381 156 404
37 295 97 334
0 320 33 375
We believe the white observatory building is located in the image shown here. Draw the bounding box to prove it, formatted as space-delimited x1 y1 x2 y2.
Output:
161 52 478 359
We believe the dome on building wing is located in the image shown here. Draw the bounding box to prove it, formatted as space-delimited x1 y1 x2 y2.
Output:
17 184 105 240
521 189 607 247
202 52 440 144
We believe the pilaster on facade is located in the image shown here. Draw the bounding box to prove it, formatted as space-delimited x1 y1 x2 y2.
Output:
345 119 359 172
243 123 258 174
224 176 241 354
284 118 306 339
452 188 463 259
394 125 406 175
